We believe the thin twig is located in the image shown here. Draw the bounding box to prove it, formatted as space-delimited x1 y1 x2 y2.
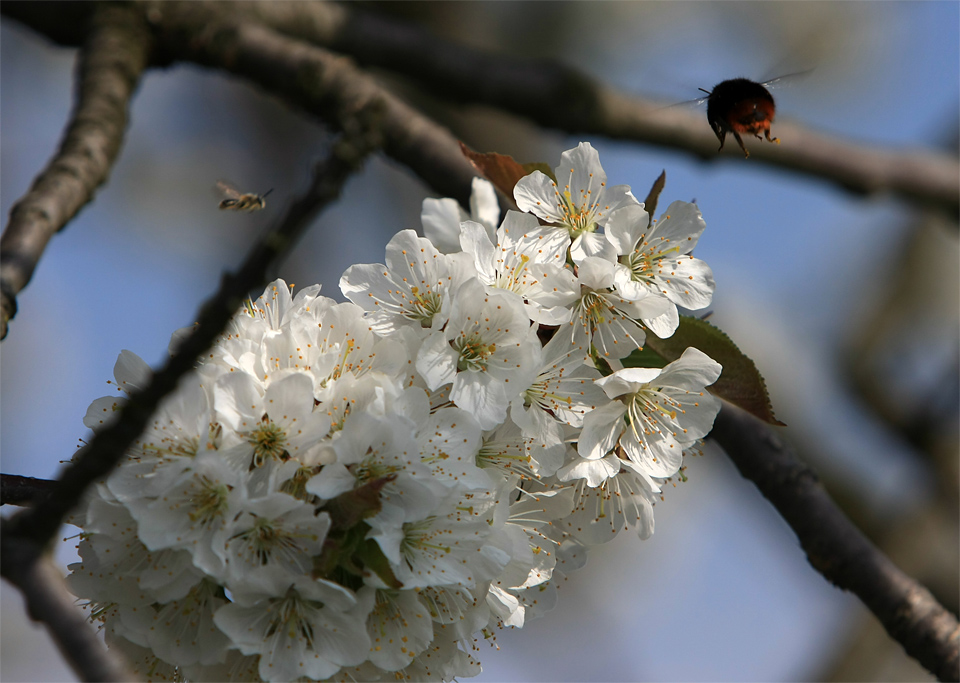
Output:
148 8 478 208
0 3 151 339
1 474 57 506
155 0 960 218
710 404 960 682
1 113 383 681
0 541 133 681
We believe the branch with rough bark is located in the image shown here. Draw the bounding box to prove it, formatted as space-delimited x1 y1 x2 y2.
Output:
0 116 383 677
710 405 960 682
0 3 151 339
153 0 960 217
148 11 478 207
1 474 56 506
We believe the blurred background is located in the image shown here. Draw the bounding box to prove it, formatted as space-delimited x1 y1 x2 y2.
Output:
2 2 957 680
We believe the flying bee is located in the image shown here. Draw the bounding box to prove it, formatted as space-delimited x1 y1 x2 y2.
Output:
693 71 809 158
216 181 273 212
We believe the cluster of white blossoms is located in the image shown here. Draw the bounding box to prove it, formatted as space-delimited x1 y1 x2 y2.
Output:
67 143 721 682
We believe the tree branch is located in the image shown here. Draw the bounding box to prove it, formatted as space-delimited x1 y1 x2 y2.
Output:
1 113 382 680
1 474 56 506
0 3 152 339
710 404 960 682
0 539 133 681
148 6 478 208
170 0 960 218
1 111 383 557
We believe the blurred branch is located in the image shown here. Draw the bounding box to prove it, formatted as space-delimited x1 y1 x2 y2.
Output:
1 474 56 506
179 0 959 218
710 404 960 682
0 543 133 681
147 9 477 207
7 1 957 220
0 3 151 339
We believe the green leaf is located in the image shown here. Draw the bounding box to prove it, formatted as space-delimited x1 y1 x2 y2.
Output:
313 524 367 580
631 316 784 426
621 345 668 369
354 539 403 589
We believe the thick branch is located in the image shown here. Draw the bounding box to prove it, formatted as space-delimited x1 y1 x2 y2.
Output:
710 404 960 682
149 7 478 208
0 540 133 681
169 0 959 217
9 2 955 215
1 113 383 556
0 4 151 339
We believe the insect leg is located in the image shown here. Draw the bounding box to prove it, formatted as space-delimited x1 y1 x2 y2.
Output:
732 131 750 158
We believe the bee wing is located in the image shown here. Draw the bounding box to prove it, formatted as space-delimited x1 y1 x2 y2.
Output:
760 69 814 91
215 180 241 199
653 94 710 112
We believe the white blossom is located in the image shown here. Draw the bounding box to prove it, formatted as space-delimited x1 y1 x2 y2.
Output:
578 347 722 477
67 141 725 682
417 280 540 430
606 200 715 338
514 142 637 263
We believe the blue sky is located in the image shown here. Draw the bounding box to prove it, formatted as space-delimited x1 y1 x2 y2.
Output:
2 3 957 680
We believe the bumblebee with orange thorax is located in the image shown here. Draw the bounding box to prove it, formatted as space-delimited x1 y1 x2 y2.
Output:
701 78 781 158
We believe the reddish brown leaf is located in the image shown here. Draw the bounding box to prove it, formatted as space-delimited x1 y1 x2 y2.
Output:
459 142 534 210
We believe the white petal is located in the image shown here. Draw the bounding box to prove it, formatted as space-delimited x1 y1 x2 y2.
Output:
113 350 151 393
470 177 501 232
577 401 627 459
450 370 508 430
658 347 723 389
416 331 459 390
459 220 497 284
596 367 662 398
604 203 649 255
570 232 617 264
557 142 607 195
642 303 680 339
421 197 467 254
651 200 706 251
576 256 616 290
514 171 564 223
557 453 620 487
656 256 715 310
621 425 683 478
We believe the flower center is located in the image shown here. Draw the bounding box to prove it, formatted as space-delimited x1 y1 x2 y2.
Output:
265 592 317 649
404 286 443 327
187 475 231 525
248 418 289 469
401 518 450 564
579 290 611 328
495 253 531 294
454 333 496 372
559 190 599 236
624 387 682 443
